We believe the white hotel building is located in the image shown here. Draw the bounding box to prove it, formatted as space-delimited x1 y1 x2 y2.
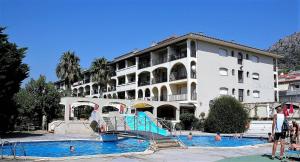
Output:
56 33 281 120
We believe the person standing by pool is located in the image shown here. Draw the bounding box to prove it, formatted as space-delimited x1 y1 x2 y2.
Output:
215 132 221 141
271 106 286 160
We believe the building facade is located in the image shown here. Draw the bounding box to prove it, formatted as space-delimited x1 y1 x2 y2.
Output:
55 33 280 120
278 71 300 103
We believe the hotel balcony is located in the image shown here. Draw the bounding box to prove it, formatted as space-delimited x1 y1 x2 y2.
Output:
152 57 167 66
152 48 168 66
152 67 167 84
138 53 151 70
169 63 187 81
168 94 188 101
169 42 187 61
138 71 150 87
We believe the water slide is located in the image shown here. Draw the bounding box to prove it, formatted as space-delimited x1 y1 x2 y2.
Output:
125 112 168 136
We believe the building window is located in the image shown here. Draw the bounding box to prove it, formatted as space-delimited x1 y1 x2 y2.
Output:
247 90 250 96
238 52 243 65
251 56 259 63
231 51 234 57
219 68 228 76
253 90 260 98
232 88 235 95
238 89 244 102
246 72 249 78
232 69 235 76
252 73 259 80
246 54 249 60
219 49 228 57
238 70 244 83
220 87 228 95
295 85 300 89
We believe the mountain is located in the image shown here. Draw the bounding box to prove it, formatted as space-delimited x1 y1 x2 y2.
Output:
268 32 300 70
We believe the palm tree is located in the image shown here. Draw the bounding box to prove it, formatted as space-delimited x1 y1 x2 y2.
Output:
56 51 81 96
90 57 112 97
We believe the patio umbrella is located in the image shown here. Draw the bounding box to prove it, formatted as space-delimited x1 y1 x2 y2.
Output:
132 103 152 109
289 103 294 114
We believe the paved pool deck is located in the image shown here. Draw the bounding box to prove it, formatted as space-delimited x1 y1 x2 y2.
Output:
0 131 284 162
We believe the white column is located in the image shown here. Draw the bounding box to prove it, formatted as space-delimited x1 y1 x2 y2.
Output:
176 107 180 121
275 59 279 102
186 39 192 101
153 107 157 118
125 91 128 99
64 104 70 122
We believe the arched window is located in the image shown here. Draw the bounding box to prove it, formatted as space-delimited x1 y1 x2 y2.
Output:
232 88 235 95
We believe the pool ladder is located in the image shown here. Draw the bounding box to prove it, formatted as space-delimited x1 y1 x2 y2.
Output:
1 139 26 160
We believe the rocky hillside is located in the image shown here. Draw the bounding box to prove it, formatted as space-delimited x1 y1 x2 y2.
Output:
269 32 300 70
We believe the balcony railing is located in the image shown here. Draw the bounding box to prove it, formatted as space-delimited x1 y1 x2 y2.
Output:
170 73 187 81
286 90 300 96
138 61 150 69
138 81 150 86
168 94 187 101
152 77 167 84
152 57 167 66
169 52 187 61
152 96 158 101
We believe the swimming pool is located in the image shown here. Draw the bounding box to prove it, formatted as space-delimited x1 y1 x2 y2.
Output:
179 135 267 147
2 138 149 157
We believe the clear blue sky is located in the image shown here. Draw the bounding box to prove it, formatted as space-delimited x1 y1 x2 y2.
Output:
1 0 299 83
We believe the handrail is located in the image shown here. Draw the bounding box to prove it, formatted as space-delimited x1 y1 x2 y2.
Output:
13 142 26 159
156 118 186 148
1 141 14 159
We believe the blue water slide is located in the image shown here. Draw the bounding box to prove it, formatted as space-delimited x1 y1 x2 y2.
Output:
125 112 167 136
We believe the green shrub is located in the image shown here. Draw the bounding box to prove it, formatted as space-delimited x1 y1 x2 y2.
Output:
204 96 249 133
90 120 99 132
179 113 198 130
192 119 205 131
175 123 184 130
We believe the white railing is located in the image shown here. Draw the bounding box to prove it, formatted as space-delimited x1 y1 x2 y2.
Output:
168 94 187 101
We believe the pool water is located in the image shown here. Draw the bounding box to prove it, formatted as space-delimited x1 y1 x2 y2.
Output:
179 135 267 147
2 138 149 157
